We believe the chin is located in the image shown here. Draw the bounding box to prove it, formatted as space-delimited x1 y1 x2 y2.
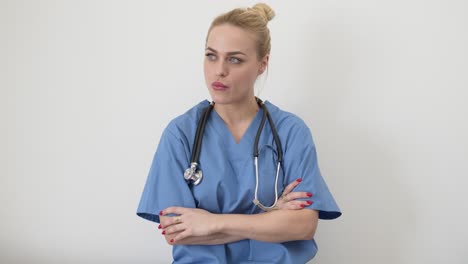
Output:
210 97 230 105
208 93 230 104
209 92 255 106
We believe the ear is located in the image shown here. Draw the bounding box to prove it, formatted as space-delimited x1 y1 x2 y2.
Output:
258 54 270 75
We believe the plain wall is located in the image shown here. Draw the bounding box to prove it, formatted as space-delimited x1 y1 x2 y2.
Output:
2 0 467 263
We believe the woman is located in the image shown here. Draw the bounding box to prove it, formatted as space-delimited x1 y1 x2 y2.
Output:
137 3 341 263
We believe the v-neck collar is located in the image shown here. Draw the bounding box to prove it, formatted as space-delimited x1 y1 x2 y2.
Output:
210 106 264 149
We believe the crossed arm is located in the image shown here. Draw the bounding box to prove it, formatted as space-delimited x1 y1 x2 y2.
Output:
159 179 318 245
160 208 318 245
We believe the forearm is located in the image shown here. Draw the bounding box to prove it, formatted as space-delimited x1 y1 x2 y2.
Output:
161 214 243 245
165 232 244 245
160 207 318 245
217 209 318 243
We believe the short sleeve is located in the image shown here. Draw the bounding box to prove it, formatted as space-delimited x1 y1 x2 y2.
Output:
282 121 342 220
136 127 196 223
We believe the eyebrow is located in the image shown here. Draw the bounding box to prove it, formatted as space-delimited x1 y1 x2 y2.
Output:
205 47 247 56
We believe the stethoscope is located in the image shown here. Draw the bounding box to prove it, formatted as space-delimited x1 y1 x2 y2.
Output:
184 97 283 211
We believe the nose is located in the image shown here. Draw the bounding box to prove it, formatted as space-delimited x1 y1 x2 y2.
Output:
215 60 228 77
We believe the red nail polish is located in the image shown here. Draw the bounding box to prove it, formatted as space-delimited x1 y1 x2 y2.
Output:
170 239 174 243
296 178 302 182
307 192 313 197
159 211 163 216
300 204 305 208
162 231 166 235
158 224 162 229
306 201 312 205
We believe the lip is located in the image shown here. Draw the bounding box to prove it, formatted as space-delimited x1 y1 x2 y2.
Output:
212 81 228 90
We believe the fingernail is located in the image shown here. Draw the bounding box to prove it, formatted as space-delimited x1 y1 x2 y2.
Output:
162 231 166 235
307 192 313 197
306 201 313 205
158 224 162 229
159 211 163 216
296 178 302 182
170 239 174 243
300 204 305 208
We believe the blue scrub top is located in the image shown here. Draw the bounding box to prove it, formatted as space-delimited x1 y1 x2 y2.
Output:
137 100 341 263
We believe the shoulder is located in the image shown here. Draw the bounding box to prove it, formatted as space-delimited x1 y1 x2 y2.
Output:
264 100 311 134
164 100 211 139
264 100 317 152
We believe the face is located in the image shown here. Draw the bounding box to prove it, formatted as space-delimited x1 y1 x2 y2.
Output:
204 24 268 105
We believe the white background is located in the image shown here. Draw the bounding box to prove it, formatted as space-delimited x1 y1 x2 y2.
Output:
2 0 467 263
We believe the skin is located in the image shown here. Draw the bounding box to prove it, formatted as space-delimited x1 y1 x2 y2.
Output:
204 24 266 142
160 179 315 245
160 24 319 245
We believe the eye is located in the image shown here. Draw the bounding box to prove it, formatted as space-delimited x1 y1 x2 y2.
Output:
228 57 242 64
205 53 217 61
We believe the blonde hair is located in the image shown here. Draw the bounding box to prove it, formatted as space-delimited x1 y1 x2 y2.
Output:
206 3 275 60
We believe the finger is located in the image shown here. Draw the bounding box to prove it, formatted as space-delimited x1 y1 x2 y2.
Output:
282 178 302 196
276 199 300 210
163 223 186 236
163 230 181 245
160 215 184 229
280 192 289 202
284 200 313 210
170 229 192 244
284 191 313 201
159 215 174 229
173 216 183 225
283 200 307 210
160 207 187 216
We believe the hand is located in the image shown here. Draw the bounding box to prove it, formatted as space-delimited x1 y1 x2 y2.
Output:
159 207 219 244
276 178 313 210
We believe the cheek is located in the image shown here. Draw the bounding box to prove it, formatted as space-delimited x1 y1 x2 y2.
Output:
203 61 211 80
238 66 259 84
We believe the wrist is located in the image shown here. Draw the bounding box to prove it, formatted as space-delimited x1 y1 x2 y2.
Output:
213 213 228 234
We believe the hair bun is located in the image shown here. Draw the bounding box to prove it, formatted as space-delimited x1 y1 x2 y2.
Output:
252 3 275 22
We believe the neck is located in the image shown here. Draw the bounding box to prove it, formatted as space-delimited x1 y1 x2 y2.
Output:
214 97 259 126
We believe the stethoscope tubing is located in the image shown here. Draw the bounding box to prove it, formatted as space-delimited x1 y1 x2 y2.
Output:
185 98 283 211
191 102 214 163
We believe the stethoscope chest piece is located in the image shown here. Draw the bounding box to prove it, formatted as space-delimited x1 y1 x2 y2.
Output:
184 162 203 185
